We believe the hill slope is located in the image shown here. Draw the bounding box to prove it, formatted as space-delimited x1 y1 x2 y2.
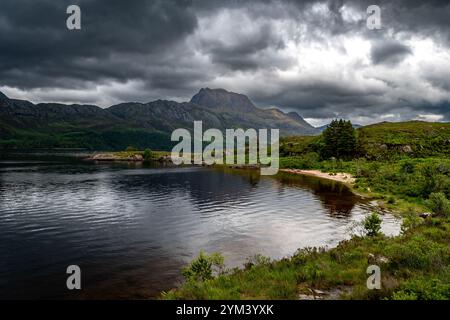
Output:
280 121 450 159
358 121 450 158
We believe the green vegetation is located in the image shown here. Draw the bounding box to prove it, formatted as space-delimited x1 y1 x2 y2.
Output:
182 251 225 282
279 157 450 210
320 119 357 159
280 121 450 161
163 120 450 300
104 149 168 160
0 128 173 151
357 121 450 159
279 121 450 210
427 192 450 217
363 212 382 237
143 149 153 162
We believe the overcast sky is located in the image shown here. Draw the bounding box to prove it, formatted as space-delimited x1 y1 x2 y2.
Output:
1 0 450 126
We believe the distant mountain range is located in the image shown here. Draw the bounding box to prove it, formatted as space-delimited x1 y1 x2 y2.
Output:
0 88 319 150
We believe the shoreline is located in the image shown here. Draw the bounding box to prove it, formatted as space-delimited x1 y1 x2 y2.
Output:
279 169 356 184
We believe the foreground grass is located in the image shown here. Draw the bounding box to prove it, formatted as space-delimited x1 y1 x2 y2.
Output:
163 218 450 299
162 156 450 300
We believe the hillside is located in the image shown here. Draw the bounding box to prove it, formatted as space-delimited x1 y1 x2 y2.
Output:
358 121 450 159
0 89 318 150
281 121 450 159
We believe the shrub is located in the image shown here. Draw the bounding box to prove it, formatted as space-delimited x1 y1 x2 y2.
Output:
392 278 450 300
363 212 382 237
125 145 137 151
301 152 320 168
427 192 449 217
391 290 418 300
387 196 396 204
244 254 271 269
143 148 153 161
292 247 323 265
297 262 324 282
182 251 225 282
387 236 448 271
420 165 441 197
401 161 415 174
401 208 423 234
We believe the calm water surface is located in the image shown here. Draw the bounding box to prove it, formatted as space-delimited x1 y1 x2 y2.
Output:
0 153 400 299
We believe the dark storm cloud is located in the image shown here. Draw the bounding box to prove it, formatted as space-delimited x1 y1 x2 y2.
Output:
250 79 387 118
342 0 450 47
371 40 412 65
0 0 197 88
200 23 288 71
380 0 450 44
0 0 450 124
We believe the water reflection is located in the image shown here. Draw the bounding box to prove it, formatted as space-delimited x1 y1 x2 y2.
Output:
221 168 361 216
0 155 400 299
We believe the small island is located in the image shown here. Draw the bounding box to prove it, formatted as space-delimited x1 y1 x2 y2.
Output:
86 148 172 163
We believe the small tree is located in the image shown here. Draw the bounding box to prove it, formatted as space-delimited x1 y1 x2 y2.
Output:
126 145 137 152
363 212 382 237
427 192 449 217
182 251 224 282
143 148 153 161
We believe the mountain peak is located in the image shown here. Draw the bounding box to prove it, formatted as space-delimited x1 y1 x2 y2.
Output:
190 88 257 112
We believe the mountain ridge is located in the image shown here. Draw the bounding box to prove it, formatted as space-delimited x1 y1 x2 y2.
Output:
0 88 318 150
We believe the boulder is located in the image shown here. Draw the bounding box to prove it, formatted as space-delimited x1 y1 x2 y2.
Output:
131 154 143 161
400 145 413 153
419 212 432 219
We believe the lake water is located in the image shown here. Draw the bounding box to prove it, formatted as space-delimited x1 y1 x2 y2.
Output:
0 153 400 299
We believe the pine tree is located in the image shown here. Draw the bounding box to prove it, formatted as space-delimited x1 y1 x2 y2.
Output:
321 119 357 159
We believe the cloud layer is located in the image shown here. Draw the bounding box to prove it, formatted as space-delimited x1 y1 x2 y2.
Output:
1 0 449 125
